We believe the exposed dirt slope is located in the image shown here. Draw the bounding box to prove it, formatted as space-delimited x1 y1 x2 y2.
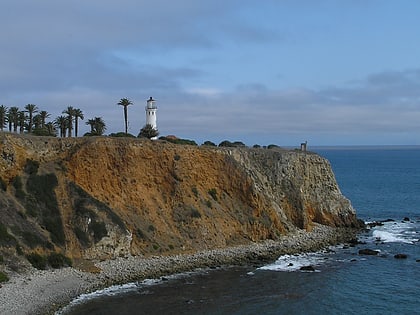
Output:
0 133 362 263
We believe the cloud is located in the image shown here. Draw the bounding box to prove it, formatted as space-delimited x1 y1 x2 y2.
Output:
1 1 420 145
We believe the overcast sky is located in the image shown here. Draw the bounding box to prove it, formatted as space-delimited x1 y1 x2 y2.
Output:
1 0 420 146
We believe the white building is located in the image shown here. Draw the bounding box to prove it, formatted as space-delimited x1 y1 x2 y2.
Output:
145 96 157 129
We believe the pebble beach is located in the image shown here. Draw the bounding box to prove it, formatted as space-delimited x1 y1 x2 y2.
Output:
0 225 358 315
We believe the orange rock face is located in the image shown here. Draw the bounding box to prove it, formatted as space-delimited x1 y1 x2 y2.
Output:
0 134 361 260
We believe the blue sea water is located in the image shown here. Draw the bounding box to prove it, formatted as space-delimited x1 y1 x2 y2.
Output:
60 147 420 315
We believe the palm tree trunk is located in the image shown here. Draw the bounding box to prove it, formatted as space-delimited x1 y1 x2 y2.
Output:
124 106 128 134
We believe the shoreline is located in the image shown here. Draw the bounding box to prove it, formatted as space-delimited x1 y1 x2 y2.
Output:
0 225 359 315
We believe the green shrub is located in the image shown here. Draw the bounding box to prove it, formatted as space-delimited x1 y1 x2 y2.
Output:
47 252 72 268
208 188 218 201
0 177 7 191
190 207 201 218
218 140 246 148
159 136 197 146
148 225 155 232
174 153 181 161
12 176 26 199
26 253 47 270
25 173 65 246
0 271 9 283
90 220 107 243
136 228 146 239
202 141 216 146
21 231 44 248
109 132 136 138
24 159 40 175
191 187 199 198
152 244 159 250
74 227 90 247
0 223 15 245
15 245 23 255
205 199 212 208
0 255 3 263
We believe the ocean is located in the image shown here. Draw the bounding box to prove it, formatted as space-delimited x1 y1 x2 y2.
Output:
59 147 420 315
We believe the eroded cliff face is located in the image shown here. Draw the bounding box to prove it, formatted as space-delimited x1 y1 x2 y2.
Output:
0 133 361 261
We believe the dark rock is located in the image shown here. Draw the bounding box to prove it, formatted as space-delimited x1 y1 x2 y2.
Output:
350 259 357 262
300 265 315 271
403 217 410 222
367 221 383 228
288 263 294 267
382 219 395 223
416 259 420 262
394 254 408 259
358 249 379 256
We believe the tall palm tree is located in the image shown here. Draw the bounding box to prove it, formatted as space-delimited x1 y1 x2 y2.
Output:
63 106 75 137
24 104 38 133
0 105 8 131
85 117 106 136
39 110 50 129
18 111 26 134
7 107 19 132
73 108 84 137
54 116 68 138
117 98 132 134
32 114 42 130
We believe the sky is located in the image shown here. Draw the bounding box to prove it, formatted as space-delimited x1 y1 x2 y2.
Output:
1 0 420 146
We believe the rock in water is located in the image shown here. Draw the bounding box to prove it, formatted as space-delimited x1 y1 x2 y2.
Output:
300 265 316 271
394 254 408 259
358 249 379 256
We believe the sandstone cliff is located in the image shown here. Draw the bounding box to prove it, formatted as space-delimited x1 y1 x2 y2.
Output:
0 133 361 262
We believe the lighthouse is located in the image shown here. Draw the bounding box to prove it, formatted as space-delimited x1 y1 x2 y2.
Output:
145 96 157 129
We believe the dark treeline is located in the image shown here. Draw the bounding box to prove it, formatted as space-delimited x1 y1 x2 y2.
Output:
0 104 105 137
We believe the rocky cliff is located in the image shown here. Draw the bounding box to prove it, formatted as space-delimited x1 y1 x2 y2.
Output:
0 133 361 263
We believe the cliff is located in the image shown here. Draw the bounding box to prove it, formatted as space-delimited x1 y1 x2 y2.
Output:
0 133 361 264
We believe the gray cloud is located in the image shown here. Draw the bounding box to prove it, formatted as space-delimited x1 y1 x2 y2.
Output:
1 1 419 145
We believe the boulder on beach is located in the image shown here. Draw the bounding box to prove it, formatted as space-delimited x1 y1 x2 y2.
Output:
358 249 379 256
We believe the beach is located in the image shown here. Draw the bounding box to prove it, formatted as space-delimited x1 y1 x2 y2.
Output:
0 225 358 315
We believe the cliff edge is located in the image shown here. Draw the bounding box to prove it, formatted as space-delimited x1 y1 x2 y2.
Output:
0 133 362 264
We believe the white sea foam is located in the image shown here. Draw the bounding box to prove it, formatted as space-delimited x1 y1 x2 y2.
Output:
369 221 419 244
258 252 330 272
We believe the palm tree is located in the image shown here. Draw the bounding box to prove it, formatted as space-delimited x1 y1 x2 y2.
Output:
39 110 50 129
117 98 133 134
85 117 106 136
73 108 84 137
63 106 75 137
32 114 42 130
54 116 68 138
45 122 56 136
0 105 8 131
7 107 19 132
18 111 26 134
24 104 38 133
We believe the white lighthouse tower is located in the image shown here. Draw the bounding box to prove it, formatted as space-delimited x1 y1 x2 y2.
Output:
145 96 157 129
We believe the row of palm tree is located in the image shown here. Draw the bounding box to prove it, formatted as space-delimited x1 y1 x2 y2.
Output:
0 104 106 137
0 97 153 138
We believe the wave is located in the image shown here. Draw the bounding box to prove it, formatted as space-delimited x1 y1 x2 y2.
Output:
368 220 419 244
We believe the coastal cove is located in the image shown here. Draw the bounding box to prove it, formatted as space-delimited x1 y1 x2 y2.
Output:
0 134 364 314
59 146 420 315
